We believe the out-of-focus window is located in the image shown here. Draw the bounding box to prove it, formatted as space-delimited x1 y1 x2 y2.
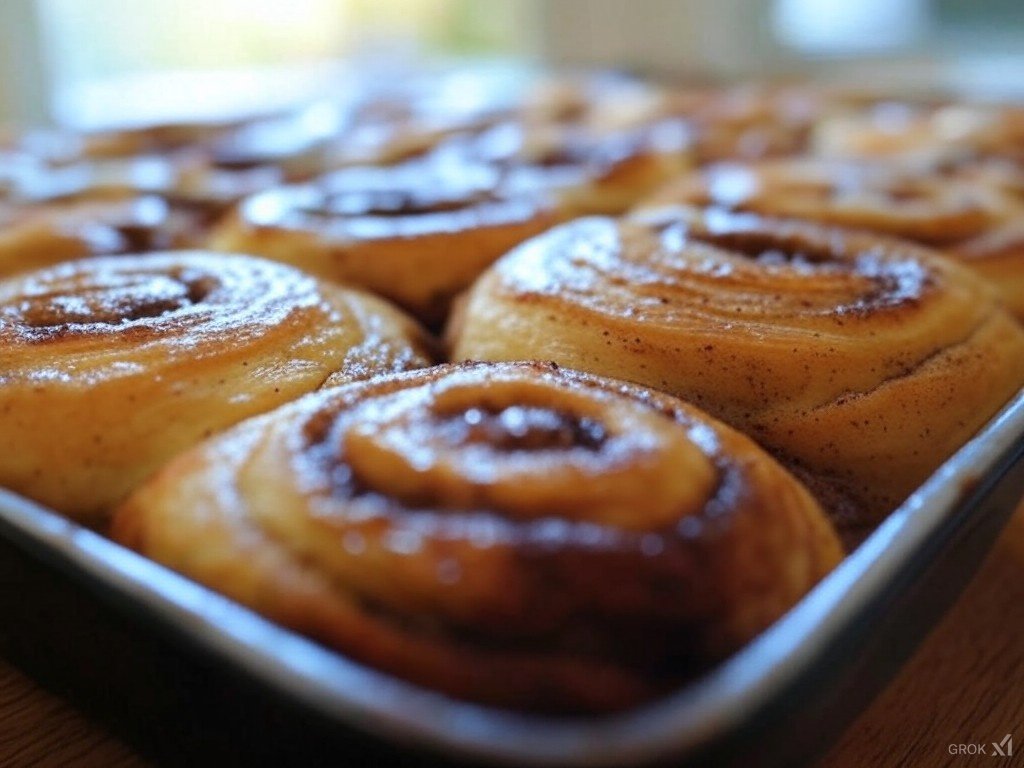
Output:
770 0 1024 97
773 0 1024 56
773 0 929 55
932 0 1024 52
535 0 1024 98
33 0 527 127
5 0 1024 128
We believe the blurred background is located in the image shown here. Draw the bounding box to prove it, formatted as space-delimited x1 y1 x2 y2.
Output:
1 0 1023 129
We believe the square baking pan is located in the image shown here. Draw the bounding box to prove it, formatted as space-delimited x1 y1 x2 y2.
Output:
0 388 1022 767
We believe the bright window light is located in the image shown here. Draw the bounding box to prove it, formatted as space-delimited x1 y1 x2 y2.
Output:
773 0 929 54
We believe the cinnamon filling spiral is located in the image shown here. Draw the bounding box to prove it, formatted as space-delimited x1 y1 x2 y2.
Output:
0 196 207 279
210 154 561 324
114 362 842 713
275 368 720 635
492 207 938 328
251 159 536 231
641 158 1008 245
314 375 715 530
0 253 320 354
442 119 692 216
9 269 214 334
639 158 1024 318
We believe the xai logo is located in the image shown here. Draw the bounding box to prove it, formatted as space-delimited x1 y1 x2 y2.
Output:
948 734 1013 758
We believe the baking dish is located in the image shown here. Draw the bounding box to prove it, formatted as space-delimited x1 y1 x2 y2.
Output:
0 388 1021 767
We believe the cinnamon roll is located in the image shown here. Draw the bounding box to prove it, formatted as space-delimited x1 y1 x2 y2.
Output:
681 84 827 162
445 118 692 216
315 67 532 170
65 119 246 161
6 115 295 243
520 71 661 127
112 361 842 713
639 157 1024 318
0 196 208 278
449 209 1024 522
208 102 345 181
0 252 431 524
812 102 1021 166
598 83 859 164
15 143 283 215
209 154 561 324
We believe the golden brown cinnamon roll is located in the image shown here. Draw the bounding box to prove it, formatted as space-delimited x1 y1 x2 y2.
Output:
112 361 842 713
0 147 280 281
605 83 859 164
446 119 691 216
681 84 827 162
947 219 1024 320
325 106 493 171
811 102 1024 166
639 157 1024 318
516 71 669 133
0 196 208 277
69 120 246 161
4 124 221 173
209 154 561 324
449 209 1024 522
0 252 431 524
15 145 283 214
14 152 179 201
206 103 344 181
316 68 529 170
7 113 294 232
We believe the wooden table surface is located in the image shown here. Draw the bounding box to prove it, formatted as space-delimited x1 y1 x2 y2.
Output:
2 509 1023 768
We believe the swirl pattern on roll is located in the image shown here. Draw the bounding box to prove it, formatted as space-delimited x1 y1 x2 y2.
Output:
0 251 432 523
449 208 1024 521
442 118 692 216
640 157 1024 318
0 196 208 278
112 361 841 713
812 103 1024 166
210 154 561 324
